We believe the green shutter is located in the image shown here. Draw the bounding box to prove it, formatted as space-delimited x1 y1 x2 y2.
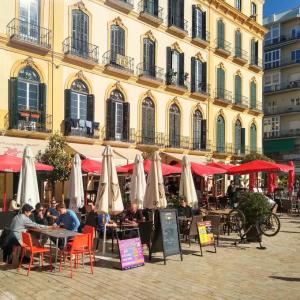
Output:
250 124 257 152
251 39 256 64
250 81 257 108
217 116 225 152
217 68 225 98
235 75 241 104
235 121 241 154
217 20 224 48
9 78 18 129
241 128 245 154
235 30 241 56
39 83 46 125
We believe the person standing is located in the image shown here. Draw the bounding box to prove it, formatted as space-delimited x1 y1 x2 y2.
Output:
226 180 236 207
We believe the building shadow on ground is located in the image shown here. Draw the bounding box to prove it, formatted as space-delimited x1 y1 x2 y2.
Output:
270 276 300 282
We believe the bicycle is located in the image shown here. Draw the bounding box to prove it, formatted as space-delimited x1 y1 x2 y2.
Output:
226 208 281 248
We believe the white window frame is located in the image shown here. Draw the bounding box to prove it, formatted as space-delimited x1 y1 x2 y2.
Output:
264 116 280 138
264 49 281 69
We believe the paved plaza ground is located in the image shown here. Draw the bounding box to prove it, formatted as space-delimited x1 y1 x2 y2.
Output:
0 214 299 300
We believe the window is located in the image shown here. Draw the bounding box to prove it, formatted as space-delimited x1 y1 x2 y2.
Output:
235 75 242 104
251 39 259 65
235 30 242 57
72 10 89 57
265 25 280 45
192 5 206 40
235 120 245 154
291 26 300 39
69 80 88 120
19 0 39 39
166 47 184 86
264 73 280 92
251 2 257 21
143 38 155 77
216 67 225 99
250 123 257 152
193 110 206 150
291 50 300 62
235 0 242 11
264 117 280 138
106 89 130 141
169 104 181 148
111 25 125 64
217 20 225 49
216 115 225 152
250 81 257 109
143 0 159 17
142 97 155 144
264 49 280 69
168 0 184 29
191 58 207 93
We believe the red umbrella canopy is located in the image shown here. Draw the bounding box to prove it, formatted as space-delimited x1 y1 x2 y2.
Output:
174 162 226 176
0 154 53 172
228 160 292 175
207 162 234 171
288 161 295 193
81 158 128 175
122 159 181 176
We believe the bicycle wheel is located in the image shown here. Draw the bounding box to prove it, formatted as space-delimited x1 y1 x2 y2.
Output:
227 209 246 234
258 212 280 237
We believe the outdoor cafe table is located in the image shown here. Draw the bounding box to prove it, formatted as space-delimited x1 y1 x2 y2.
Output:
28 227 81 271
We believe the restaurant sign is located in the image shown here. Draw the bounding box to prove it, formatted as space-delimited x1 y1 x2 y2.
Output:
197 221 217 256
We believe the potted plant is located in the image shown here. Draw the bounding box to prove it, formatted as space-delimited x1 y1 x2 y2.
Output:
166 69 177 85
30 110 40 119
238 192 272 242
19 110 30 118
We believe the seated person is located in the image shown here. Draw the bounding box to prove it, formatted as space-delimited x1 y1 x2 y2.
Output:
124 203 144 223
9 194 20 212
46 198 59 225
97 213 113 237
31 203 48 245
54 203 80 232
85 202 98 228
3 204 48 264
178 199 193 218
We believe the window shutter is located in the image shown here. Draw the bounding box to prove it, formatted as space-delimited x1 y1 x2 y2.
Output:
123 102 130 142
241 127 245 154
142 104 148 143
106 99 116 140
119 27 125 56
179 52 184 86
235 123 241 153
168 0 173 26
202 11 207 40
255 41 258 64
144 39 155 76
202 62 207 92
251 39 256 63
235 76 241 104
217 68 225 98
166 47 172 84
174 112 180 147
201 119 207 149
148 105 155 142
87 94 94 122
235 31 241 56
217 117 225 152
250 82 257 108
179 0 184 29
64 89 71 120
39 83 46 124
192 5 196 38
153 0 159 16
250 125 257 152
9 78 18 129
217 20 224 48
191 57 196 92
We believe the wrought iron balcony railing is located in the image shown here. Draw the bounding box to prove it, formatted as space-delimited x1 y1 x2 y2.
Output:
166 135 190 149
191 81 210 95
233 95 249 107
234 48 248 61
64 119 99 139
249 101 262 111
102 50 134 73
191 139 211 152
213 143 233 154
168 17 188 33
103 128 136 143
138 0 163 21
192 26 210 42
136 63 164 83
63 37 99 63
214 88 233 103
215 38 232 54
7 18 50 49
250 56 263 69
136 131 166 146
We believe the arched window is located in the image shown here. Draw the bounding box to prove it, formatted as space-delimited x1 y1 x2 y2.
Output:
250 123 257 152
193 110 202 150
250 81 257 109
235 30 241 57
106 89 130 141
111 25 125 63
235 74 242 104
19 0 39 40
142 97 155 144
143 38 155 77
70 79 89 120
216 115 225 152
169 104 181 148
217 67 225 99
235 120 242 154
217 19 225 49
72 9 89 56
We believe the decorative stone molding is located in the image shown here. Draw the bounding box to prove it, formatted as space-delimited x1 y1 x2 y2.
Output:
75 1 88 13
145 30 156 42
171 42 183 53
75 70 87 82
236 70 242 77
22 57 36 68
145 90 154 99
173 97 180 107
218 62 225 69
112 17 124 27
195 52 204 61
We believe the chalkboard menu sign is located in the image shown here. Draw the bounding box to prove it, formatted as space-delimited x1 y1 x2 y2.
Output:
150 209 182 264
118 237 145 270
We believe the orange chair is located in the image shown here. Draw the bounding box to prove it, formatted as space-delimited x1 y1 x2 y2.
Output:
18 232 52 276
59 234 93 278
82 225 95 257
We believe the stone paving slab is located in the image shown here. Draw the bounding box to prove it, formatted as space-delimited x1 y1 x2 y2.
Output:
0 215 299 300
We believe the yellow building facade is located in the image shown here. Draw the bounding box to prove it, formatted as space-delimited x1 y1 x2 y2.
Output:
0 0 266 200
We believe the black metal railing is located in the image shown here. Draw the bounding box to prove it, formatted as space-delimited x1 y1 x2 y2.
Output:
264 80 300 93
136 131 166 146
103 50 134 73
234 47 248 61
264 33 300 47
138 0 163 20
64 119 99 139
249 101 262 111
7 18 50 48
215 38 232 53
63 37 99 63
214 88 233 103
233 145 246 156
192 26 210 42
166 135 190 149
213 143 233 154
191 81 209 95
104 128 136 143
168 17 188 33
233 95 249 107
166 71 189 90
191 139 210 151
136 63 164 82
250 56 263 68
9 109 52 133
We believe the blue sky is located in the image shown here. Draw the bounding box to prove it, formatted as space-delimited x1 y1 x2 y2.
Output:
264 0 300 17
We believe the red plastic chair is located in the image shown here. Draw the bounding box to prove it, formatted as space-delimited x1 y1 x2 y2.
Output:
59 234 93 278
18 232 52 276
82 225 95 253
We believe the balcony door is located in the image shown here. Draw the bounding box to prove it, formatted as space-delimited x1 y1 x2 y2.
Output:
111 25 125 64
166 47 184 86
191 58 207 93
216 115 225 152
169 104 180 148
19 0 39 40
192 5 206 40
250 123 257 152
72 10 89 57
250 81 257 108
235 74 242 104
235 120 245 154
217 19 225 49
168 0 184 29
143 38 155 77
142 97 155 144
217 67 225 99
143 0 159 16
69 80 89 120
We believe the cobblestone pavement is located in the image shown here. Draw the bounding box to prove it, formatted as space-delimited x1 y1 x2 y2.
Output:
0 215 299 300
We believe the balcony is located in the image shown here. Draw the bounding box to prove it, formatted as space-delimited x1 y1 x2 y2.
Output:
249 101 263 113
167 18 188 37
214 39 231 57
213 143 233 155
8 109 52 136
265 58 300 70
64 119 99 140
105 0 134 13
136 63 164 86
103 128 136 144
264 105 300 116
136 131 165 147
264 129 300 140
213 88 232 105
264 33 300 50
232 95 249 110
6 18 50 53
249 56 263 71
166 135 190 149
191 139 211 152
233 146 247 157
190 81 210 99
264 80 300 95
138 1 163 25
233 48 248 65
103 51 134 77
191 27 210 48
63 37 99 66
166 72 189 94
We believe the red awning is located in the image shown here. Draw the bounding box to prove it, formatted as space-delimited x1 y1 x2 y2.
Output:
228 160 292 175
122 159 181 176
207 162 234 171
81 158 128 175
0 154 53 172
174 162 226 176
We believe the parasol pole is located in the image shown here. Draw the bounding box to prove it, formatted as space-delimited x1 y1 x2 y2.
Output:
3 173 7 212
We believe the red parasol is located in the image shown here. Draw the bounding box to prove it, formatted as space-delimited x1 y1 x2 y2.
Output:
207 162 234 171
249 173 257 192
288 161 295 194
267 173 278 194
174 162 226 176
81 158 128 174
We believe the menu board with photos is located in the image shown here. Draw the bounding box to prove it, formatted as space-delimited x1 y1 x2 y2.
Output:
197 221 215 246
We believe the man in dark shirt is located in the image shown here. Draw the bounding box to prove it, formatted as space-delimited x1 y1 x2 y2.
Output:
46 198 59 225
31 203 48 245
226 180 236 207
178 199 193 218
124 203 144 223
85 202 98 228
